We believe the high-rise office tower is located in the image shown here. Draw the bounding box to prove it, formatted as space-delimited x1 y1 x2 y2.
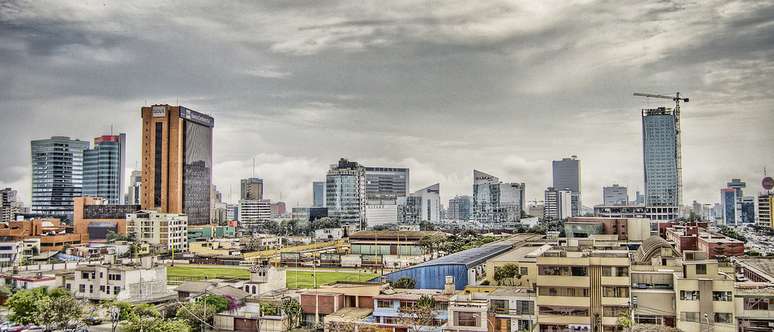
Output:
241 178 263 201
399 184 441 224
552 156 581 217
363 166 409 204
140 105 214 225
642 107 681 218
602 184 629 206
0 188 23 223
544 187 572 220
447 195 472 221
83 134 126 204
472 170 525 228
312 181 326 207
31 136 90 219
727 178 746 199
720 188 737 225
126 170 142 205
326 158 366 229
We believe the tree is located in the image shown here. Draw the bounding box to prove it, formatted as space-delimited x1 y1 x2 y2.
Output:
398 295 438 332
281 297 302 329
260 302 280 316
391 277 416 289
616 310 632 332
493 264 522 285
7 288 48 324
120 302 190 332
35 293 83 331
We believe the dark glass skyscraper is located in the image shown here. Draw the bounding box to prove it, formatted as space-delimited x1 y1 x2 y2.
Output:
31 136 90 219
83 134 126 204
141 105 214 225
552 156 581 216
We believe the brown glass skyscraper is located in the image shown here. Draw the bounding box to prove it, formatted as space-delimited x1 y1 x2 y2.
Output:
140 105 214 225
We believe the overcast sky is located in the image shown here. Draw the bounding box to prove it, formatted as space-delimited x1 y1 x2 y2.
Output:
1 0 773 209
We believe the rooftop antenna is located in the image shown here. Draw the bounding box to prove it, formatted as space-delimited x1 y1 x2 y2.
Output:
252 158 256 178
110 124 114 136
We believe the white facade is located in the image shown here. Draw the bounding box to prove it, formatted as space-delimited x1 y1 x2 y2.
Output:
239 199 272 226
314 228 344 241
544 187 572 220
366 204 399 227
126 211 188 253
242 266 286 296
67 258 171 302
0 240 23 267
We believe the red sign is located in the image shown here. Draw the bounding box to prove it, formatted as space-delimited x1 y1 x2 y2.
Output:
763 177 774 190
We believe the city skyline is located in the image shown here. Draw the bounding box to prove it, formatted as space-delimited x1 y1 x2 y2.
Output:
1 1 773 208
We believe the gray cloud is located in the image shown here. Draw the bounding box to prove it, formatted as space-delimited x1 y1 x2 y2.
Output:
0 0 772 208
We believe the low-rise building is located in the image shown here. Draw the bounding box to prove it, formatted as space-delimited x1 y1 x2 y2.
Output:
72 196 138 243
242 265 286 296
564 217 653 241
314 228 344 242
0 239 24 267
0 272 60 290
65 256 174 303
0 217 86 252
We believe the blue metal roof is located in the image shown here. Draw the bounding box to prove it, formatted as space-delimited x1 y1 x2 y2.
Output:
411 243 514 269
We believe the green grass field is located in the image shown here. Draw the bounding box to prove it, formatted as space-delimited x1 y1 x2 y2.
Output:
167 265 378 289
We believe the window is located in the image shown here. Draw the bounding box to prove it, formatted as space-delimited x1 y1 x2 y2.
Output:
744 298 773 310
376 300 392 308
695 264 707 275
571 266 587 276
538 287 589 297
520 267 528 275
538 306 589 317
114 286 120 295
89 285 94 293
516 301 534 315
602 287 629 298
491 300 508 313
456 312 478 327
81 272 90 279
602 266 628 277
712 291 732 302
713 313 732 323
680 290 700 301
79 284 85 293
681 312 699 322
603 306 629 317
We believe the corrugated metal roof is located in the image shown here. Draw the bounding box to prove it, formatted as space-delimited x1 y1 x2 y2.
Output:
411 243 514 269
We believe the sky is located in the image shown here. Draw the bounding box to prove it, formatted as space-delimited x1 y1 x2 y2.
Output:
1 0 773 209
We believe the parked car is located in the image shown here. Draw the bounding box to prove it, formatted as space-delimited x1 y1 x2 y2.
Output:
1 324 25 332
83 317 103 326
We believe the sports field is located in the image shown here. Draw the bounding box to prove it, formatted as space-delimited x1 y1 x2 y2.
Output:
167 265 378 289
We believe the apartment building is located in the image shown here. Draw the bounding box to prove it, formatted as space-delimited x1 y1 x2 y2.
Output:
535 247 631 332
673 251 735 332
126 210 188 253
372 289 450 328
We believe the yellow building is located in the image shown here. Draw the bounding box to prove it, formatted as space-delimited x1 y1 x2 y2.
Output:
673 251 735 332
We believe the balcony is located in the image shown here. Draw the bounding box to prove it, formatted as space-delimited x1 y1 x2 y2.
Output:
537 296 590 307
537 276 589 287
